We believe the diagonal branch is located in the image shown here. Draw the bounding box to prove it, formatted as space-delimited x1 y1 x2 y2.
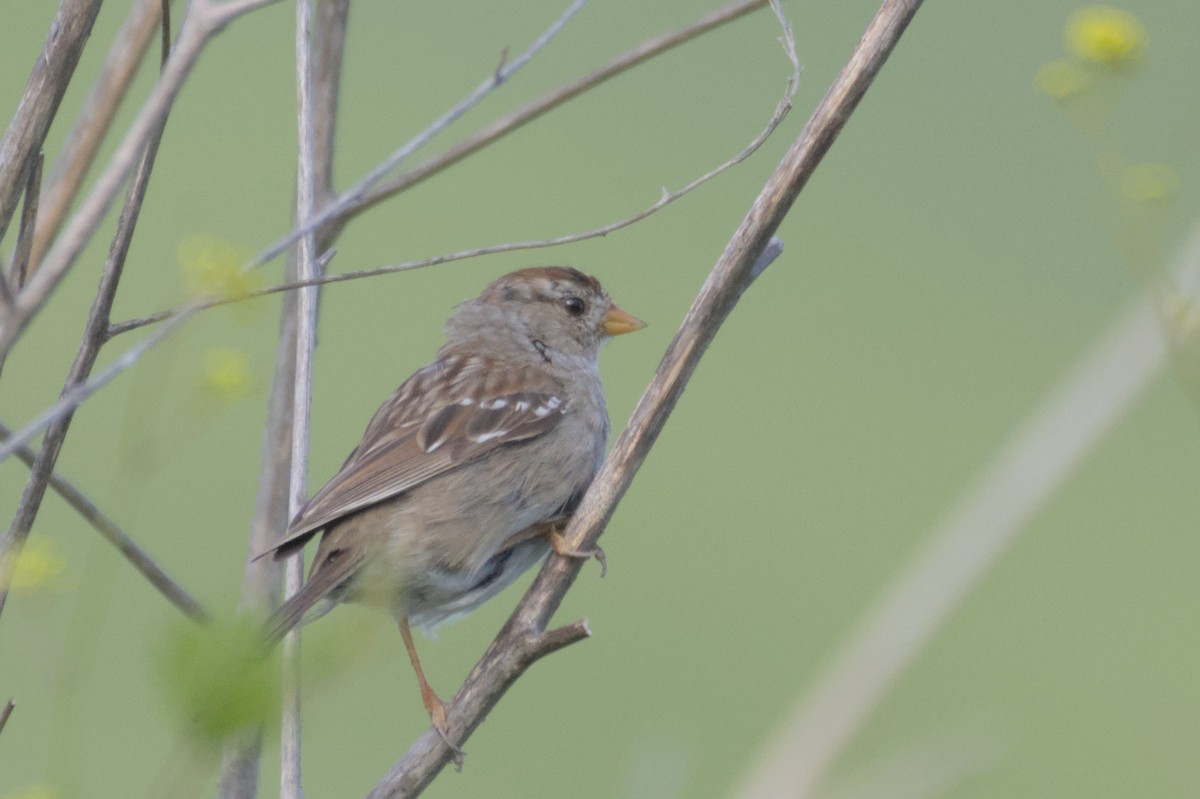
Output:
0 0 102 246
26 0 163 273
733 291 1172 799
0 699 13 739
366 0 925 794
0 421 207 622
9 152 44 294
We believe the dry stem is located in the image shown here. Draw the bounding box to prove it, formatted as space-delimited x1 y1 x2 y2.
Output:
27 0 163 272
0 421 206 622
0 0 102 245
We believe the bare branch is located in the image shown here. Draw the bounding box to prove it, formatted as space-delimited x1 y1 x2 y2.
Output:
279 0 322 793
343 0 770 226
252 0 586 267
26 0 162 272
9 152 43 293
0 421 207 622
0 0 102 245
216 1 349 794
0 699 13 738
366 0 926 792
312 0 349 207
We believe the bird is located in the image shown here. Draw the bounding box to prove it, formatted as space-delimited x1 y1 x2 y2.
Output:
260 266 645 741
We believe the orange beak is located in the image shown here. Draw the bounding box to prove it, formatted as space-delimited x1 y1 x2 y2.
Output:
603 303 647 336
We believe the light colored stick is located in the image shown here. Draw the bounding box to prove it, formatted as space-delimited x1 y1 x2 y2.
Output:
279 0 320 795
733 302 1167 799
216 0 350 793
27 0 163 272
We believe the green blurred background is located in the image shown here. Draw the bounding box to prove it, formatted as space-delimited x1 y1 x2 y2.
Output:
2 1 1198 797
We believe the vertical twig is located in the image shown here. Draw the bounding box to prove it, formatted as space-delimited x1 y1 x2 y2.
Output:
311 0 348 212
280 0 321 795
215 0 348 793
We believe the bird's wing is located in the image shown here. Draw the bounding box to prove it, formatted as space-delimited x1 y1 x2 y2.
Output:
262 385 567 560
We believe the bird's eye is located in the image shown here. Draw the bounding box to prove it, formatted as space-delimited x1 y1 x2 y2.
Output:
563 296 586 317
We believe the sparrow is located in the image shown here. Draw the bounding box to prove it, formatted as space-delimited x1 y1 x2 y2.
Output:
260 266 645 739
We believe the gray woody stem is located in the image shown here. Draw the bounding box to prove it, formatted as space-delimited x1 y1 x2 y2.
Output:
28 0 164 273
366 1 925 795
0 0 102 246
216 0 349 793
0 421 207 622
278 0 322 794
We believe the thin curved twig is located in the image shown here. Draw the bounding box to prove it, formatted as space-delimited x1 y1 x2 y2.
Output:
334 0 769 229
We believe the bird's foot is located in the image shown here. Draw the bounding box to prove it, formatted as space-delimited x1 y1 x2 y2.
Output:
423 691 465 767
548 529 607 577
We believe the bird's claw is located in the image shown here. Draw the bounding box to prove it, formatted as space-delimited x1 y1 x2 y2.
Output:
548 530 607 577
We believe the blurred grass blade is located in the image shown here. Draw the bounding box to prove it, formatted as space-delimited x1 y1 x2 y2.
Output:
735 293 1166 799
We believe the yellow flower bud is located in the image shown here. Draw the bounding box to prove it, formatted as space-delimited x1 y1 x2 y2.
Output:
1065 6 1147 67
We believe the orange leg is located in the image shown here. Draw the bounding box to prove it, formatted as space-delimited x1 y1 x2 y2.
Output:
399 617 462 758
